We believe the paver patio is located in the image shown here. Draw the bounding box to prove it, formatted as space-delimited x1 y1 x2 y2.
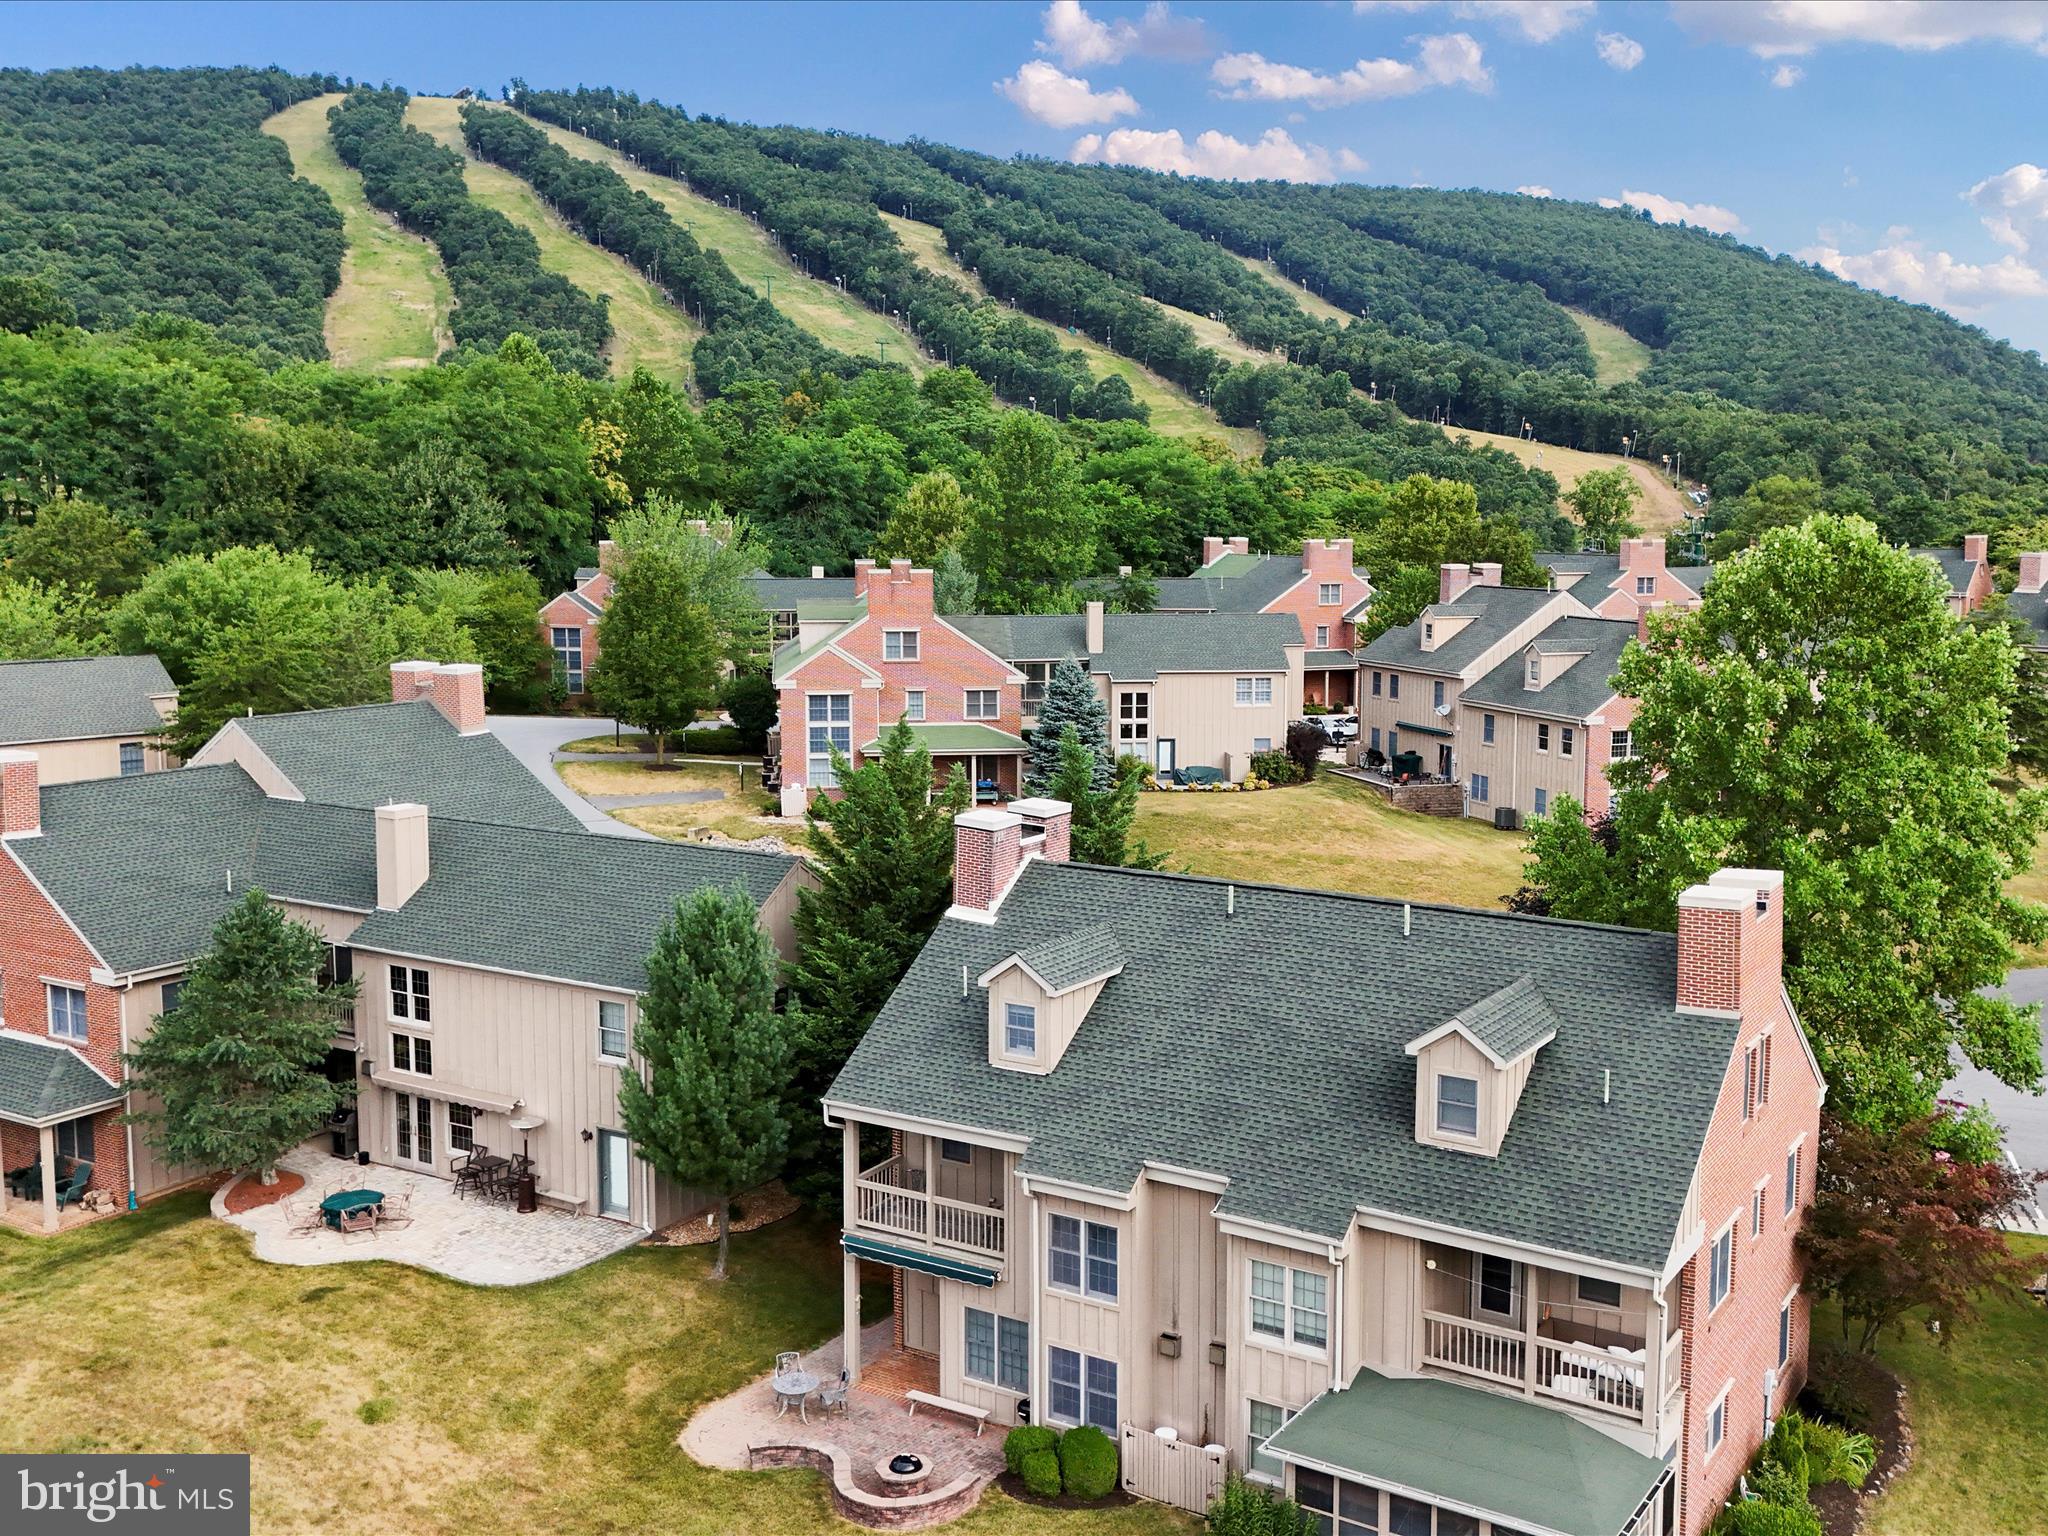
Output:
217 1143 644 1285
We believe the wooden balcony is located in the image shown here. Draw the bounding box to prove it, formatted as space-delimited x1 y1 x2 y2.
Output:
1419 1303 1681 1430
852 1154 1005 1259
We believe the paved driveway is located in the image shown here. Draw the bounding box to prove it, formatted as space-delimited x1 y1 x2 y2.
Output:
486 713 652 838
1950 971 2048 1231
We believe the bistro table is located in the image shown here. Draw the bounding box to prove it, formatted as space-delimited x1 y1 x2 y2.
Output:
772 1368 821 1422
319 1188 384 1230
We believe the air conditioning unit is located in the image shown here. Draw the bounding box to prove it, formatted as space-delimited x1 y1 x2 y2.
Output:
1494 807 1522 832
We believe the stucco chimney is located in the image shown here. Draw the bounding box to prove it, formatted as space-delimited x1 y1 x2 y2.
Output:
2021 552 2048 594
1085 600 1105 655
390 660 437 704
0 749 41 839
1012 797 1073 864
811 565 826 580
1676 868 1784 1017
1439 563 1474 603
1471 562 1502 587
1201 536 1226 566
420 662 488 736
375 802 430 910
1963 533 1989 566
952 808 1025 918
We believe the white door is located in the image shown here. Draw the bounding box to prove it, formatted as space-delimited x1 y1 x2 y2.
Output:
1155 738 1177 773
597 1129 632 1219
392 1091 434 1172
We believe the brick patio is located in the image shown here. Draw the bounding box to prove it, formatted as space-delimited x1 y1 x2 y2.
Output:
683 1320 1006 1528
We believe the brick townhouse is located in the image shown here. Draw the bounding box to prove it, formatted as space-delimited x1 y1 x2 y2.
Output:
0 654 180 783
826 800 1822 1534
1537 538 1707 621
0 661 806 1233
1155 535 1372 706
1908 533 1995 617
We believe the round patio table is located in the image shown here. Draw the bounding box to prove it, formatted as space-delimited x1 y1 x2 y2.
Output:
772 1369 820 1422
319 1188 384 1230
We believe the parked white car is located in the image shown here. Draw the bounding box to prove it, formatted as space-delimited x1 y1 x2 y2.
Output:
1315 714 1359 744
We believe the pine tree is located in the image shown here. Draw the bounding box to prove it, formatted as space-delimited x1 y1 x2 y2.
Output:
1026 656 1110 792
122 891 357 1185
1049 725 1165 868
617 882 791 1280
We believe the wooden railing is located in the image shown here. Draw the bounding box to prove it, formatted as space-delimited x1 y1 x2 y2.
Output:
1661 1329 1685 1410
853 1155 1005 1258
1421 1310 1667 1426
1421 1311 1524 1389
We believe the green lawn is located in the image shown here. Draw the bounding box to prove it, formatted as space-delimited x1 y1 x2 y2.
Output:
882 213 1262 456
1135 773 1529 910
0 1193 1188 1535
262 94 451 371
1826 1235 2048 1536
404 98 699 391
1227 250 1359 328
1564 308 1654 385
557 759 806 851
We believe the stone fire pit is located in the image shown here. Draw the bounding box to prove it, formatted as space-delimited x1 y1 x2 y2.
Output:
873 1452 930 1498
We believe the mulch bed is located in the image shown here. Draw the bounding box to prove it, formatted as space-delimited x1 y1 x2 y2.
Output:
646 1181 800 1247
1803 1356 1913 1536
222 1169 304 1215
993 1471 1137 1510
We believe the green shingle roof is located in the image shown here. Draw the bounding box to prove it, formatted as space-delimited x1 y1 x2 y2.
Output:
1442 974 1562 1062
1267 1369 1665 1536
0 1033 122 1124
0 654 174 746
749 575 858 613
945 611 1300 679
1461 616 1635 722
860 723 1028 754
232 701 581 832
829 861 1738 1271
1536 551 1711 595
1358 585 1563 676
1153 554 1311 614
1009 923 1124 993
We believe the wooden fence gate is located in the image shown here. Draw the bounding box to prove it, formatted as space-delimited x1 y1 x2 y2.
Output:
1119 1424 1227 1515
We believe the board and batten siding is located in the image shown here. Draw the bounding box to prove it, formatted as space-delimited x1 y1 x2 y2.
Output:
1102 663 1304 777
1222 1232 1337 1457
1138 1178 1228 1443
1345 1226 1422 1376
351 947 713 1228
12 734 174 785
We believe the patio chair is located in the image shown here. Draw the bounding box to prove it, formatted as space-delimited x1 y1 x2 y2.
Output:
282 1199 325 1238
4 1160 39 1200
337 1206 379 1243
816 1369 849 1417
378 1191 414 1229
53 1160 93 1211
453 1146 490 1200
774 1351 802 1377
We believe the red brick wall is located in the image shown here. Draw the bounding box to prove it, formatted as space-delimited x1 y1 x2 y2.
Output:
1581 693 1638 821
776 649 882 797
0 849 133 1203
1264 540 1372 649
1675 882 1820 1535
953 814 1022 912
538 593 601 690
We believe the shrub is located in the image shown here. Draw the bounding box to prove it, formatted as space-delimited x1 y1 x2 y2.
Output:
1761 1411 1810 1499
1208 1473 1318 1536
720 672 778 753
1003 1424 1059 1478
1725 1498 1823 1536
1748 1461 1807 1509
1019 1447 1063 1499
676 724 747 755
1800 1418 1877 1488
1250 749 1301 785
1057 1424 1118 1500
1285 719 1329 780
1804 1341 1890 1431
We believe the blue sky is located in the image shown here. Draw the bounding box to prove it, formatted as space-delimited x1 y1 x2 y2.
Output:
6 0 2046 353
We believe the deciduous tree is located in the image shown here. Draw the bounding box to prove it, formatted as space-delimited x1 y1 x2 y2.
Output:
590 542 720 764
874 468 971 565
7 493 152 600
1564 464 1643 549
964 413 1095 611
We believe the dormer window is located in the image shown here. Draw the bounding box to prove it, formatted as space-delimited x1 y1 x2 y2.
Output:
1004 1002 1037 1058
1423 622 1435 645
1526 654 1541 688
1436 1075 1480 1137
979 923 1124 1073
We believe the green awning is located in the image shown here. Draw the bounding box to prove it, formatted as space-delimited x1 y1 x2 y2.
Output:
840 1233 1000 1287
859 723 1029 755
1395 719 1455 739
1266 1369 1666 1536
0 1034 123 1127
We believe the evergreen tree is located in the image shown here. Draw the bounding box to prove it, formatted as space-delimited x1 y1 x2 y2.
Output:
1049 725 1164 868
787 720 969 1198
1027 657 1111 793
122 891 356 1184
932 545 980 614
590 542 720 764
618 882 791 1280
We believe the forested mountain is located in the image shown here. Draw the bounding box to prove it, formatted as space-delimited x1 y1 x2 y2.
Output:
0 66 343 357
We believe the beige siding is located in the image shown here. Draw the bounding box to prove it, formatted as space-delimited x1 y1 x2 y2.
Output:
1145 661 1303 778
13 735 174 784
983 966 1107 1074
187 721 298 798
759 865 809 967
119 980 210 1199
1460 704 1603 823
1346 1228 1421 1376
1140 1180 1227 1440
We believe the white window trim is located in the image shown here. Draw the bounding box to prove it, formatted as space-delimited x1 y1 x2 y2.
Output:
805 689 855 788
903 689 926 723
1705 1379 1733 1459
1751 1175 1769 1239
1709 1212 1739 1313
386 963 431 1028
1318 583 1342 606
1433 1071 1482 1141
1315 625 1330 649
882 627 922 662
1778 1284 1799 1367
1045 1345 1118 1431
597 998 630 1065
1049 1215 1120 1305
1247 1258 1331 1357
1535 722 1551 754
44 979 88 1042
1003 1001 1037 1059
1783 1132 1808 1220
390 1028 433 1077
963 688 1000 721
1245 1399 1298 1486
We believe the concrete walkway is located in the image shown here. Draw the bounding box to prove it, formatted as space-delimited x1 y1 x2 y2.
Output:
485 713 651 838
217 1144 645 1286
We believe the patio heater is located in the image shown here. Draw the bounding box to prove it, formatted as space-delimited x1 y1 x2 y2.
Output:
509 1108 546 1214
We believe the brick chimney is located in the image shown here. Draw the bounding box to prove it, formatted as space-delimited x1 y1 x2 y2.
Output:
1963 533 1989 566
1012 797 1073 864
1228 536 1250 556
1676 868 1784 1017
596 538 620 575
1085 600 1105 655
852 558 877 597
1617 537 1667 579
0 749 41 839
1471 562 1502 587
952 808 1024 919
1440 563 1474 603
1201 535 1226 566
2021 552 2048 594
865 560 935 621
375 802 430 910
399 662 488 735
1302 537 1356 577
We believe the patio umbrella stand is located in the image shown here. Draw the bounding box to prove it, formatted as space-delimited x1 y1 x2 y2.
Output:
509 1111 545 1214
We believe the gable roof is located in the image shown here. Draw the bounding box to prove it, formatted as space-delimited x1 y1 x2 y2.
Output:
1908 545 1981 597
1153 553 1310 615
1536 551 1710 595
944 611 1301 680
749 574 858 614
2008 588 2048 647
1358 585 1564 676
231 701 581 832
1460 615 1636 720
1409 974 1561 1066
0 655 174 746
984 923 1125 995
0 1030 123 1124
829 861 1737 1272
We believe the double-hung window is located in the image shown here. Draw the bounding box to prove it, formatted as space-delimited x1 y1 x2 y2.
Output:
1117 691 1150 746
551 626 584 692
882 629 919 661
389 964 430 1024
807 693 852 789
1636 575 1656 596
1319 582 1342 605
1250 1259 1328 1350
1247 1400 1295 1482
1050 1214 1118 1301
1371 670 1383 697
903 689 925 723
448 1102 476 1153
1784 1142 1801 1215
1469 773 1489 803
1432 680 1446 710
1481 712 1495 744
1611 728 1633 760
964 689 999 720
1004 1002 1036 1058
965 1309 1029 1393
47 983 87 1042
119 742 145 777
1536 722 1551 753
1561 726 1575 757
1048 1347 1117 1431
391 1031 433 1076
1709 1221 1735 1310
1526 655 1541 688
1388 673 1400 701
1234 676 1273 706
1315 625 1330 648
1436 1074 1479 1136
598 999 628 1061
1707 1385 1729 1455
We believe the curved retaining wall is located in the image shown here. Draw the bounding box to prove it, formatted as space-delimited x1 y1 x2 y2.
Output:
747 1443 988 1530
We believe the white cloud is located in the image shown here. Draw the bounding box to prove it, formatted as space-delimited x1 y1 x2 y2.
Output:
1670 1 2048 58
1516 185 1555 197
1770 63 1805 87
1212 33 1491 107
1598 189 1748 235
1036 1 1211 68
1967 163 2048 252
997 60 1139 129
1070 126 1365 183
1353 1 1593 44
1595 32 1644 70
1798 238 2048 312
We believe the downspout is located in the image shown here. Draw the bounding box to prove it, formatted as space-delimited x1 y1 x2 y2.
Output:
116 978 138 1210
1025 1173 1043 1423
1329 1241 1347 1393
